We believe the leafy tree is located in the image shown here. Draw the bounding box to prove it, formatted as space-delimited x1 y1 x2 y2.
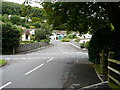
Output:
2 23 21 54
31 17 41 22
10 15 21 25
1 14 10 22
2 2 22 15
30 22 41 28
35 23 52 41
41 2 120 76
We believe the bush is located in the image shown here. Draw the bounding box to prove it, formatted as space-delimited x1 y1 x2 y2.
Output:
61 38 71 42
31 22 41 28
22 24 30 28
40 39 50 43
66 34 75 39
80 41 89 48
75 39 80 42
2 23 21 54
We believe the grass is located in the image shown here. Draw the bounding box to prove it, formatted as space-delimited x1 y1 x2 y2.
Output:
109 82 120 90
94 64 102 74
0 59 7 65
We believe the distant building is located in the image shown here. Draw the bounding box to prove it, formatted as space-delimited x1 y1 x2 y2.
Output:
19 27 36 41
79 33 92 43
50 30 67 40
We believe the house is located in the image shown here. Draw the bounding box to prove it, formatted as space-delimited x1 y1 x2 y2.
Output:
22 29 31 41
50 30 67 40
20 27 36 41
78 33 92 43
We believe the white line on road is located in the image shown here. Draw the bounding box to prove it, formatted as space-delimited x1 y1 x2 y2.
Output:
25 63 44 75
0 82 11 90
69 42 81 49
46 57 53 62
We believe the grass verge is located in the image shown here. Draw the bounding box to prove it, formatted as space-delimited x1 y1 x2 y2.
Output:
109 82 120 90
0 59 7 66
94 64 102 74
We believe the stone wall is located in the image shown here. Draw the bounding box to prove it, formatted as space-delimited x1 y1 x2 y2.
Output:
15 42 49 53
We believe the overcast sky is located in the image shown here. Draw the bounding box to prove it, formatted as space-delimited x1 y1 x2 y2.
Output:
4 0 43 8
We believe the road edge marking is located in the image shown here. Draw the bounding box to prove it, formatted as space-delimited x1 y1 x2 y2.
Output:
0 82 11 89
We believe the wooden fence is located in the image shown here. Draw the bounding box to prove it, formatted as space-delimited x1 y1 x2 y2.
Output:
108 52 120 87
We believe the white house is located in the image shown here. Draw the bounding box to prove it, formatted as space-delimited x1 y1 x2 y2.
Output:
22 30 31 41
21 28 36 41
50 30 67 40
79 33 92 43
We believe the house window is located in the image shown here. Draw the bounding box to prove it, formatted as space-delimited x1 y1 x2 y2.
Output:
26 35 28 40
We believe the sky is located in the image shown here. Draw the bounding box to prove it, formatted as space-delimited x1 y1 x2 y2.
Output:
4 0 43 8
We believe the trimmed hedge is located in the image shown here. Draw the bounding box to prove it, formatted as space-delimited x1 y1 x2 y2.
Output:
2 23 21 54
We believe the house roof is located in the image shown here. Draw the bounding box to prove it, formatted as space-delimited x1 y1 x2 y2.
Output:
53 30 67 34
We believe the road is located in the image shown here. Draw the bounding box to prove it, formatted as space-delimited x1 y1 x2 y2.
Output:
0 40 88 89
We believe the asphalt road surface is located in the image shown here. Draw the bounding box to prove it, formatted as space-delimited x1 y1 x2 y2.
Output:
0 40 88 89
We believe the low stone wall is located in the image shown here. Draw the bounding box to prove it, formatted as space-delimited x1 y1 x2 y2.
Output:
15 42 49 53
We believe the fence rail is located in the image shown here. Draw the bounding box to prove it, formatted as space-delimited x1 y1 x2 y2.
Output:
108 58 120 87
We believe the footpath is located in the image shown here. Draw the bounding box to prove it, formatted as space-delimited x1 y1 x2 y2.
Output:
63 41 111 90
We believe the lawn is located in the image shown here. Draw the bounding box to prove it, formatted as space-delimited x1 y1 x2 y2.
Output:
0 59 7 65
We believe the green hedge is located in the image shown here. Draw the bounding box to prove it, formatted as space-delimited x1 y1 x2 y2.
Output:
2 22 21 54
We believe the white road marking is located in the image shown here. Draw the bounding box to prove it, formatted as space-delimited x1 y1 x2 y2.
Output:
69 42 81 49
46 57 53 62
21 58 26 60
25 63 44 75
0 82 11 89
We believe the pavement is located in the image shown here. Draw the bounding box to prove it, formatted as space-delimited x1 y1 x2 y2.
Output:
0 40 102 89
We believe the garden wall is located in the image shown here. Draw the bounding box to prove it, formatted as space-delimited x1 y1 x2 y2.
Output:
15 42 49 53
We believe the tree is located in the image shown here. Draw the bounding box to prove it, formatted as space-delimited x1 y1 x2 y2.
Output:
2 23 21 54
35 23 52 41
10 15 21 25
41 2 120 75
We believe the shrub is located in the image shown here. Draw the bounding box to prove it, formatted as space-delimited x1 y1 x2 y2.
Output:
2 23 21 54
22 24 30 28
61 38 71 42
40 39 50 43
80 41 89 48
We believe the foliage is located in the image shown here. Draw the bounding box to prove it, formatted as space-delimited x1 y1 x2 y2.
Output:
20 40 37 44
2 22 21 54
88 26 112 64
2 1 46 21
66 34 76 39
35 23 52 42
40 39 50 43
80 41 89 48
21 23 30 28
30 35 35 41
1 14 10 22
30 22 41 28
2 2 22 15
31 17 41 22
61 38 71 42
10 15 21 25
42 2 110 33
0 59 7 65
